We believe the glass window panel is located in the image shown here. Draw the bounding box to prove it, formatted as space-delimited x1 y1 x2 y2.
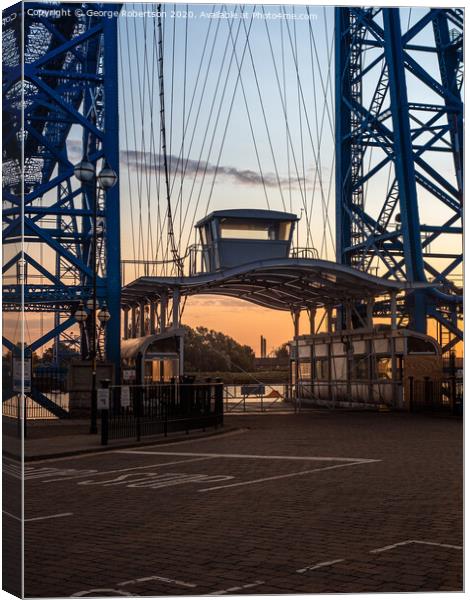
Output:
315 358 329 380
352 356 369 380
376 357 392 380
299 361 311 380
219 219 292 241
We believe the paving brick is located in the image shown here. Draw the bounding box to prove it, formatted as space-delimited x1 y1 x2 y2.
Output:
16 411 462 596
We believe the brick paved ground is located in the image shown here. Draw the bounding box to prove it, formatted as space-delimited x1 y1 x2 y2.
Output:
7 411 463 596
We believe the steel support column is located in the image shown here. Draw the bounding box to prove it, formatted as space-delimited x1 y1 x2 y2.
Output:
335 7 463 348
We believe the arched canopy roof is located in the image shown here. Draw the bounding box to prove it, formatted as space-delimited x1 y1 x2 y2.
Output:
121 258 432 312
121 329 185 359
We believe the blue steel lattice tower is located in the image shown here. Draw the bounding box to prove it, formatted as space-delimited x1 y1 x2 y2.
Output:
2 3 121 414
335 8 463 353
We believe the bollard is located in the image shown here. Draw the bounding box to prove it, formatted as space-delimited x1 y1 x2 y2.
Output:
214 378 223 428
99 379 111 446
164 399 168 437
136 385 143 442
215 380 224 428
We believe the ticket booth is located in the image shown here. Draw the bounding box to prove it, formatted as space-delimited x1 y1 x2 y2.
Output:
121 329 184 385
289 327 442 409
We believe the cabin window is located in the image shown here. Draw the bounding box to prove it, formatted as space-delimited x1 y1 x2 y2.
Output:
314 357 329 380
278 222 293 241
407 336 436 354
199 226 207 245
219 218 292 241
351 356 369 380
376 357 392 380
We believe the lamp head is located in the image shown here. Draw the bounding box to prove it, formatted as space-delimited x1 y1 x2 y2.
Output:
97 166 118 190
74 159 95 183
98 305 111 324
74 302 88 323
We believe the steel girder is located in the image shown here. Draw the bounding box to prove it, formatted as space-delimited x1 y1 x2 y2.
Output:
2 2 121 413
335 7 463 351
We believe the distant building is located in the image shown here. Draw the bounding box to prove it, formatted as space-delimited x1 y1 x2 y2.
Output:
260 335 267 358
254 357 289 371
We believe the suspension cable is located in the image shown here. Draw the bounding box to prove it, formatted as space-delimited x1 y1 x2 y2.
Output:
157 5 183 276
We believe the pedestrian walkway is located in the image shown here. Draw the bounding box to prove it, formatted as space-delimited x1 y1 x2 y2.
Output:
3 417 238 462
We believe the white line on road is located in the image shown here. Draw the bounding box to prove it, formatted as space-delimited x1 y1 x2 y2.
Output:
72 588 136 597
199 460 380 492
296 559 345 574
3 510 73 522
3 511 22 522
116 450 378 463
208 580 265 595
370 539 463 553
118 575 197 589
43 456 215 482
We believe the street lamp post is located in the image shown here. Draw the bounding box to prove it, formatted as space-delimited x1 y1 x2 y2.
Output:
74 157 117 434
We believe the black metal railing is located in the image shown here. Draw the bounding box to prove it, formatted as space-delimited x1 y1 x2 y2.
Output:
408 377 463 415
101 382 224 445
2 366 70 428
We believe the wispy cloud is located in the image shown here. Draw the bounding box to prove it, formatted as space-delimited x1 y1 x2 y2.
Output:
67 140 322 190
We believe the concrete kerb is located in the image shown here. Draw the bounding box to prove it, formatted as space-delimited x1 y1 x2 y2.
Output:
5 426 246 463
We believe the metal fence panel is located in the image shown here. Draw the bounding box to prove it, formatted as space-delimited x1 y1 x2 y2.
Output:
409 377 462 415
102 382 223 444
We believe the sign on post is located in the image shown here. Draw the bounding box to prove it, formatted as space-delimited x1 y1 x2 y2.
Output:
123 369 135 382
13 350 32 393
97 388 110 410
120 386 131 408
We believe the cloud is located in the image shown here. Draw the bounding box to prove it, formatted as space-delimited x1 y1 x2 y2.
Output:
184 295 261 309
67 140 324 190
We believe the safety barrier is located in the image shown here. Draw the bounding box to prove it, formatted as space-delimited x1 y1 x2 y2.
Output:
100 381 224 445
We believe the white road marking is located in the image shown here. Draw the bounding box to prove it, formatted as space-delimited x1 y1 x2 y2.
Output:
26 512 74 522
370 539 463 553
3 510 73 522
199 460 380 492
43 456 215 482
2 511 21 522
118 575 197 589
5 463 100 481
296 559 345 574
297 539 462 575
208 580 265 595
77 471 234 490
71 588 136 597
27 468 98 481
116 450 378 463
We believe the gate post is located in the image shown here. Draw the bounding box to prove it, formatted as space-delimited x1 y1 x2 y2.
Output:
101 405 109 446
424 376 431 408
215 378 223 428
136 385 143 442
450 375 457 415
164 395 168 437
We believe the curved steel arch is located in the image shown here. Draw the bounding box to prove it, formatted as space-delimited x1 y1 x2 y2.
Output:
122 258 431 312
